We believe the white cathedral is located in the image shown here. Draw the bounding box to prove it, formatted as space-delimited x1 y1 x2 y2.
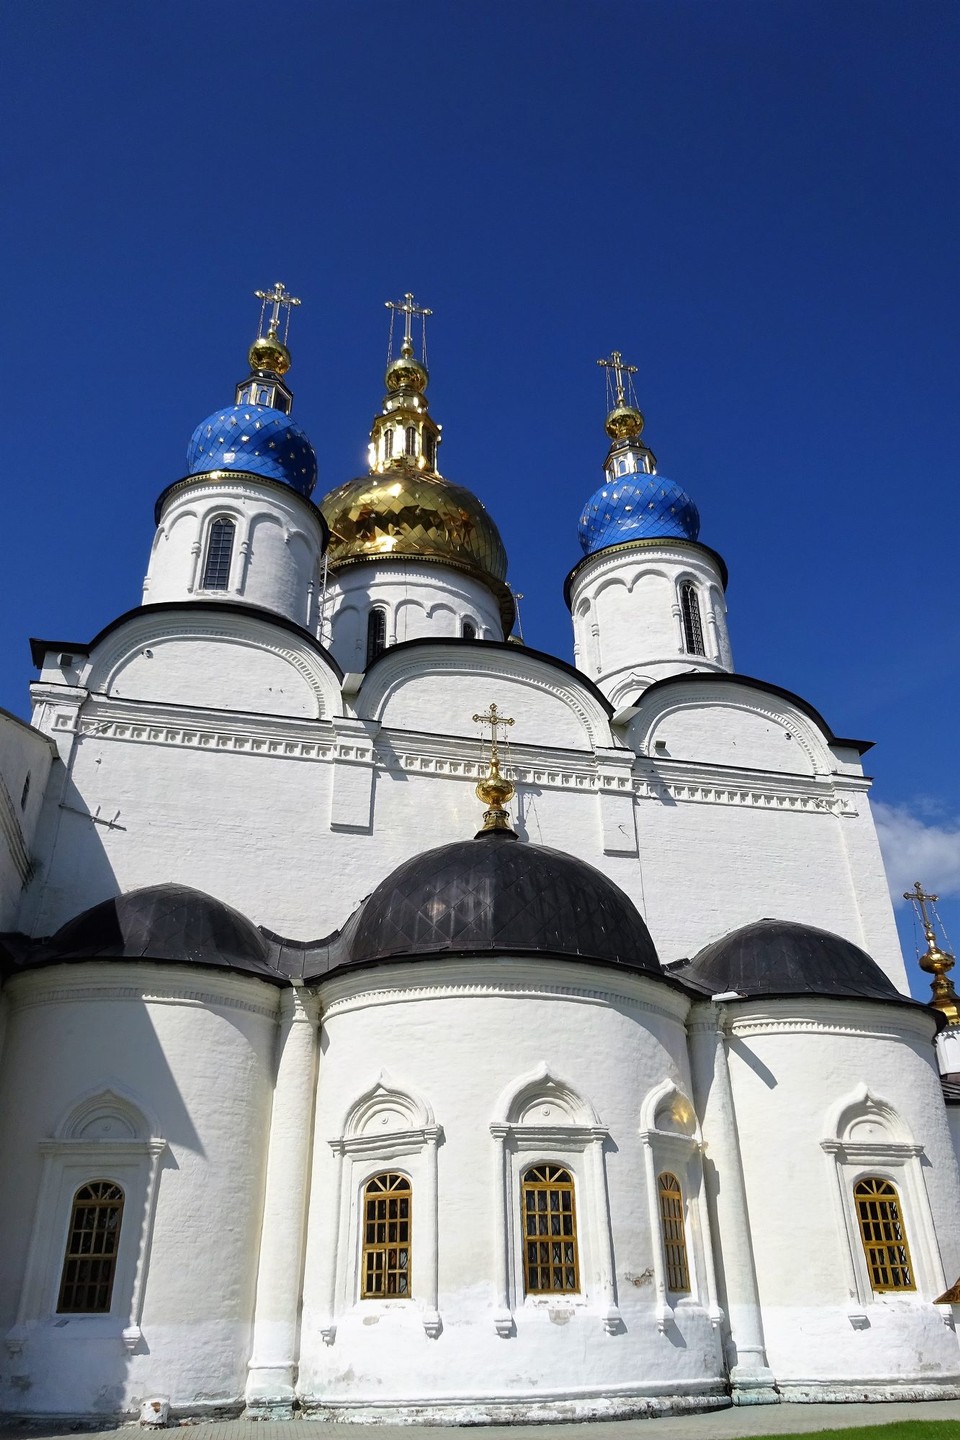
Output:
1 285 959 1425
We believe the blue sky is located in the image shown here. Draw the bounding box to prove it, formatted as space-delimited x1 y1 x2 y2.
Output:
2 1 958 993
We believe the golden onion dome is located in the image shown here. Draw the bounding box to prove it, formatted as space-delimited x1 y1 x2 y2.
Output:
385 351 428 393
248 333 292 376
605 403 644 440
321 470 507 584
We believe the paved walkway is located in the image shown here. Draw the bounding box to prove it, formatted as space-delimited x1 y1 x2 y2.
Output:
2 1400 960 1440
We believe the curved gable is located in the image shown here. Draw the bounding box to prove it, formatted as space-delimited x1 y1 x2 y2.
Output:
357 639 613 751
623 672 868 777
42 603 343 721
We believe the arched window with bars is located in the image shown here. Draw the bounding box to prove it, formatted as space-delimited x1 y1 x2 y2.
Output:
404 425 417 457
680 581 705 656
423 432 436 468
366 607 387 667
57 1181 125 1314
462 620 477 641
383 428 394 461
521 1164 579 1295
658 1172 690 1294
361 1172 412 1298
855 1177 915 1292
201 516 235 591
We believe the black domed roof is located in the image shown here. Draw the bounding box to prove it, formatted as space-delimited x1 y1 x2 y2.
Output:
28 883 286 985
341 833 661 974
676 918 904 1003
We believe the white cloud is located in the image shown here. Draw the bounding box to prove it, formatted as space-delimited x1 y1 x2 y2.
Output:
873 800 960 906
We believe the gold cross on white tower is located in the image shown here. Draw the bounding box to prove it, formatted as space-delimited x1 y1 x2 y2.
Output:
385 291 432 356
254 282 302 340
597 349 638 406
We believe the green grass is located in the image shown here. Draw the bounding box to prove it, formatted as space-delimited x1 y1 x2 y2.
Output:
762 1424 960 1439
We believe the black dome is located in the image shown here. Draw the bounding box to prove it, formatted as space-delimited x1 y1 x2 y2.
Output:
343 833 661 974
677 918 904 1003
29 883 286 985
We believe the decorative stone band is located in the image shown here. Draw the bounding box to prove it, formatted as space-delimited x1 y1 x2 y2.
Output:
318 959 692 1026
5 962 283 1020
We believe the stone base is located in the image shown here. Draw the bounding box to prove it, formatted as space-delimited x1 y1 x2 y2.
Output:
779 1380 960 1404
301 1386 730 1425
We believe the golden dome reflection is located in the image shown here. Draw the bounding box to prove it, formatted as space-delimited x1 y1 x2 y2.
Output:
320 469 508 585
605 403 644 440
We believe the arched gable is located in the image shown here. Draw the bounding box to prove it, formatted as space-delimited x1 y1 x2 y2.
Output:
357 640 613 752
78 604 343 720
493 1062 601 1128
340 1072 435 1141
623 673 862 778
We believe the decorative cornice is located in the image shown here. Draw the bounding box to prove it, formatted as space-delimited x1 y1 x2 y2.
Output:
727 1001 934 1041
319 959 690 1025
5 963 281 1019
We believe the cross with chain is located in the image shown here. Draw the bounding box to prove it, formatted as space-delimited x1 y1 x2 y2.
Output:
597 349 638 406
904 880 939 936
385 291 432 352
254 282 301 339
472 701 514 766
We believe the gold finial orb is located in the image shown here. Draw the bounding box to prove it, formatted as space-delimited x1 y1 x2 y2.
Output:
605 403 644 440
385 350 428 394
249 334 292 376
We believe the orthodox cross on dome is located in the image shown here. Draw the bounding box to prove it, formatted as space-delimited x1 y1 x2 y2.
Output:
386 291 432 359
597 349 638 407
905 880 959 1025
472 702 517 837
904 880 939 933
254 282 301 342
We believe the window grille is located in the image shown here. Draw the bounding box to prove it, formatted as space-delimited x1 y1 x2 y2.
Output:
57 1181 124 1314
405 425 417 457
855 1177 915 1291
361 1172 411 1297
201 517 235 590
680 582 705 656
384 428 394 461
521 1164 580 1294
462 620 477 641
658 1172 690 1293
366 608 387 667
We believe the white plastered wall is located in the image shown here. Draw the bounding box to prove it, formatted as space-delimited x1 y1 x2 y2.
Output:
144 476 326 632
298 958 726 1422
719 998 960 1398
569 543 731 707
322 561 503 674
0 963 279 1417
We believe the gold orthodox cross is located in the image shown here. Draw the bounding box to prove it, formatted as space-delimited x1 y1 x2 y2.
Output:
254 282 302 338
597 349 638 405
385 291 432 351
473 702 515 768
904 880 938 936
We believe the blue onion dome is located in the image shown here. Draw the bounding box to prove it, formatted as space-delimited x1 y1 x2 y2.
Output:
186 405 317 497
578 474 700 556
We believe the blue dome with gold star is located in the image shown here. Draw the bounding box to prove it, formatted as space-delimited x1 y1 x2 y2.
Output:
187 404 317 496
578 474 700 555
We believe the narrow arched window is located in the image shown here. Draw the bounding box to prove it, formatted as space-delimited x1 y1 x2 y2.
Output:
462 620 477 641
201 517 235 590
383 428 394 461
57 1181 124 1314
404 424 417 457
521 1164 579 1294
680 581 705 656
423 432 436 468
855 1177 915 1291
361 1172 411 1297
366 607 387 667
658 1172 690 1293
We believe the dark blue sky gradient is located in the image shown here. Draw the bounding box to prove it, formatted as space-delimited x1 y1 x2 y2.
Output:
2 1 957 989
